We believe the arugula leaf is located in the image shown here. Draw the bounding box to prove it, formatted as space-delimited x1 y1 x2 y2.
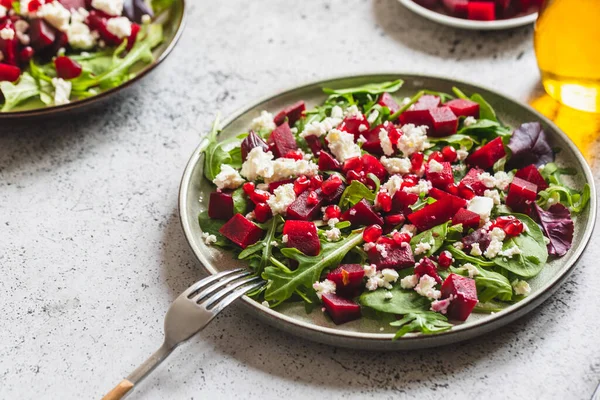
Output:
390 312 453 338
446 246 496 267
201 114 236 181
338 180 376 209
456 119 511 142
323 79 403 96
232 187 248 215
537 163 590 214
1 73 40 112
197 211 229 247
450 265 512 302
262 230 364 304
474 301 508 313
360 286 431 315
239 216 282 275
410 223 448 257
428 134 477 150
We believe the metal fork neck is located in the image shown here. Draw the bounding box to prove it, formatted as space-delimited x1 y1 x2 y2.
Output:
126 341 175 385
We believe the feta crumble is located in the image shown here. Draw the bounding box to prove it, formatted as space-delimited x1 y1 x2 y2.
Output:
324 227 341 242
52 78 72 105
456 146 469 161
0 27 14 40
467 196 494 221
106 16 132 39
484 227 506 259
400 274 419 289
414 275 441 300
463 116 477 126
500 245 522 258
414 241 432 255
261 301 270 307
478 171 513 191
250 110 276 132
313 279 336 300
378 128 394 156
91 0 124 16
384 291 394 300
38 1 71 31
470 243 482 256
358 124 368 133
344 104 362 118
325 129 361 162
397 124 431 156
403 179 432 196
212 164 245 190
0 5 6 19
460 263 479 278
300 116 342 138
282 234 288 243
201 232 217 245
363 264 377 278
453 241 464 250
383 175 403 198
366 268 399 290
512 280 531 296
431 296 453 314
400 224 417 237
267 183 296 215
240 147 318 183
484 189 501 205
428 159 444 173
380 156 411 175
241 147 274 181
375 243 388 258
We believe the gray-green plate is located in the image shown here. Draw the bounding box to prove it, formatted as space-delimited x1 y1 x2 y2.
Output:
179 74 596 350
0 0 186 119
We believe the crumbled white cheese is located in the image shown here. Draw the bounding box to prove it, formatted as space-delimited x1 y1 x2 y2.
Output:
414 275 441 300
483 228 506 259
0 27 14 40
428 159 444 173
106 16 132 39
397 124 431 156
375 243 388 258
240 147 318 183
52 78 72 105
212 164 245 190
282 234 288 243
201 232 217 245
400 224 417 237
383 175 403 198
91 0 123 16
250 110 276 132
261 300 270 307
344 104 362 118
270 241 278 247
489 227 506 242
313 279 336 300
363 242 376 252
470 243 482 256
330 105 343 119
358 124 368 133
381 268 399 285
464 116 477 126
500 245 522 258
256 183 269 191
380 156 411 175
431 296 453 314
241 147 274 181
267 183 296 215
403 179 432 196
484 189 501 205
363 264 377 278
366 268 399 290
460 263 479 278
384 291 394 300
366 275 384 291
414 241 431 255
512 280 531 296
453 241 464 250
456 146 469 161
467 196 494 221
379 128 394 156
400 274 419 289
325 129 361 162
324 227 341 242
0 5 6 19
300 116 342 138
327 217 339 227
367 109 379 124
245 211 255 221
14 20 30 45
38 1 71 31
478 171 513 191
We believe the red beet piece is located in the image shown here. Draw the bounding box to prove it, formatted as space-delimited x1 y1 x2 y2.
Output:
19 46 35 63
322 182 345 204
273 101 305 127
304 134 322 156
318 151 341 171
445 98 480 118
208 191 234 220
28 19 56 51
286 189 325 220
391 190 419 215
428 188 468 208
462 227 491 251
368 242 415 270
466 137 506 170
326 264 365 296
54 56 82 79
361 154 387 183
378 92 400 115
408 195 466 231
441 274 478 321
339 114 369 138
426 161 454 189
459 168 487 196
514 164 549 192
452 208 481 230
321 293 361 325
342 199 384 227
283 220 320 256
219 214 263 249
241 130 269 161
126 23 141 51
428 106 458 137
399 95 440 126
414 257 442 284
0 64 20 82
268 122 298 158
506 177 538 214
467 2 495 20
87 11 122 46
442 0 468 16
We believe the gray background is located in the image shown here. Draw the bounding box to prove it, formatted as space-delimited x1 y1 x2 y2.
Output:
1 0 599 399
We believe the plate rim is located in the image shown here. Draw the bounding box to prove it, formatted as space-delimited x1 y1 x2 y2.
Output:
397 0 538 30
178 72 596 346
0 0 187 119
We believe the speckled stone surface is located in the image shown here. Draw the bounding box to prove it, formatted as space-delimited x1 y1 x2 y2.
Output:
1 1 599 399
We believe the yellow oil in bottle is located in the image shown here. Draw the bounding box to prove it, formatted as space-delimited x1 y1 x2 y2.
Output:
534 0 600 113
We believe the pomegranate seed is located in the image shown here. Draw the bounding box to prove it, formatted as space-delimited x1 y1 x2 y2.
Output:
376 191 392 212
294 176 310 195
385 214 405 226
19 46 35 62
392 232 411 245
363 225 383 243
343 157 363 173
310 175 323 190
437 250 453 269
376 236 395 246
28 0 42 12
324 205 341 221
306 190 319 205
254 202 272 222
249 189 270 204
242 182 255 195
411 152 424 172
321 175 342 195
504 221 524 236
401 174 418 189
442 146 457 162
429 151 445 163
346 169 363 182
284 150 304 160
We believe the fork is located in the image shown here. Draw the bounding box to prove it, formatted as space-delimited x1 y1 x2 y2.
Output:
101 268 265 400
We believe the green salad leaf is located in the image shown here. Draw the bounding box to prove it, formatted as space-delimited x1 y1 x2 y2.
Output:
1 73 40 112
338 180 376 209
390 312 453 338
239 216 283 275
451 265 513 302
410 223 448 257
428 134 477 150
197 211 229 247
323 79 403 96
537 162 591 213
446 246 496 267
201 114 242 181
360 286 431 315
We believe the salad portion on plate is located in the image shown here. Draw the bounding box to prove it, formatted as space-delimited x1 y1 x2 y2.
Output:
0 0 175 111
197 80 590 339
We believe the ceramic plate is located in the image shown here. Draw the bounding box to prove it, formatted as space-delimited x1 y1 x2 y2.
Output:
397 0 538 30
179 74 596 350
0 0 186 119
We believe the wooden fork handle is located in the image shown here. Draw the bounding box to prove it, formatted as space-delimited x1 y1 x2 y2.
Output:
101 379 134 400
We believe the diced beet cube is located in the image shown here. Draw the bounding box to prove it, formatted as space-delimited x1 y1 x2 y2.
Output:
219 214 263 249
0 64 20 82
87 11 122 46
377 93 400 115
208 191 234 220
28 19 56 51
459 168 488 196
268 122 298 158
452 208 481 230
54 56 82 79
273 101 306 127
428 188 468 208
426 161 454 189
506 177 538 214
321 293 361 325
414 257 442 283
342 199 384 226
514 164 549 192
467 1 496 20
326 264 365 296
428 106 458 137
241 130 270 161
268 179 294 193
391 190 419 214
368 242 415 270
466 137 506 170
339 114 369 138
442 0 468 16
304 134 322 156
399 95 440 126
445 98 480 118
318 151 341 171
415 94 441 109
462 227 491 251
283 220 320 256
361 138 383 155
322 183 345 204
441 274 478 321
286 189 324 220
408 195 465 231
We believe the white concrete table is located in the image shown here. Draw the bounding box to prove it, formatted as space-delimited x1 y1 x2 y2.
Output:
1 1 599 399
